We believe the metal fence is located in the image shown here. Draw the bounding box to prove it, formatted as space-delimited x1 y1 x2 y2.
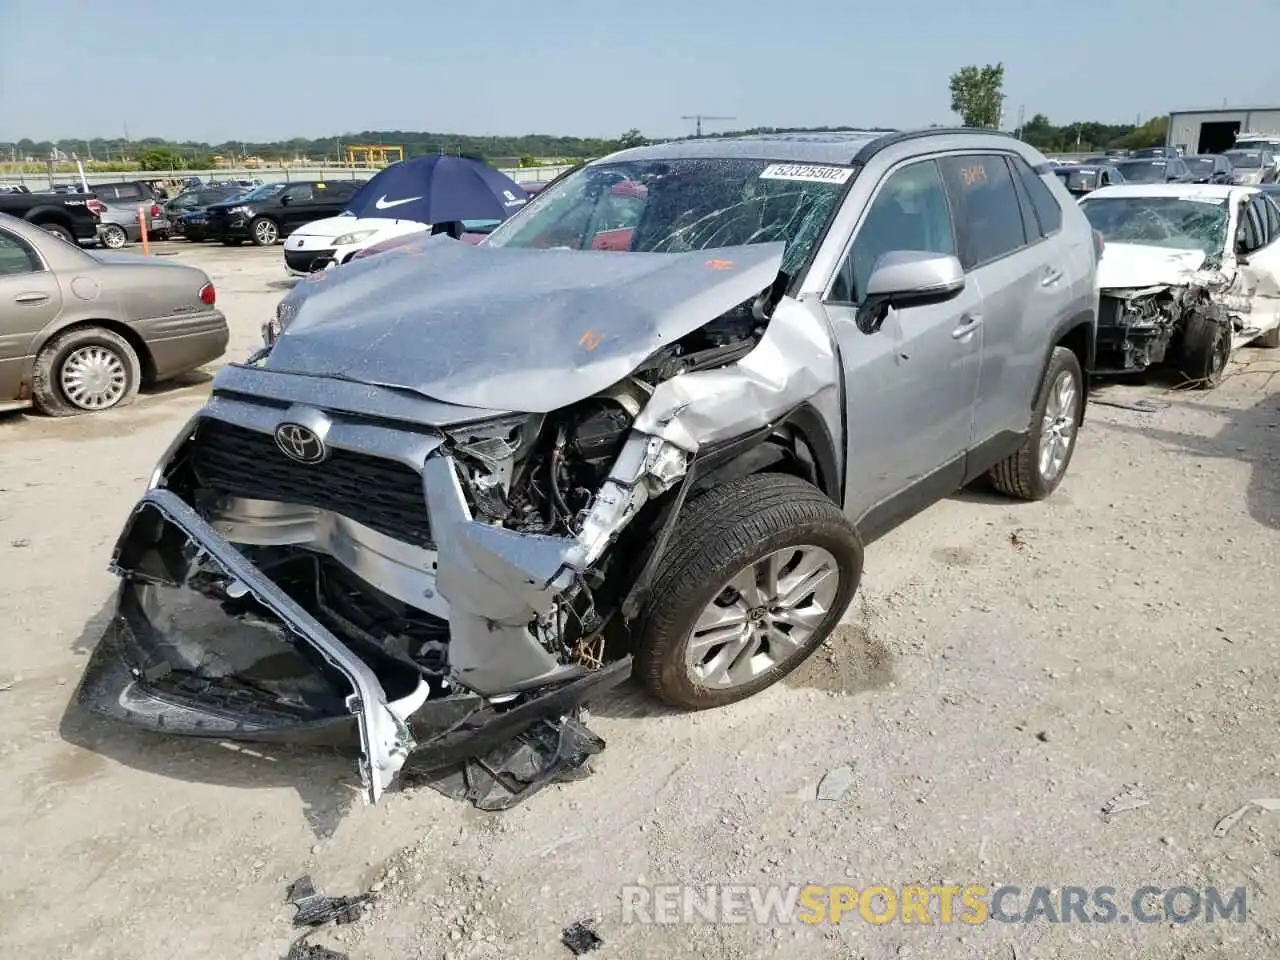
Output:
2 163 577 190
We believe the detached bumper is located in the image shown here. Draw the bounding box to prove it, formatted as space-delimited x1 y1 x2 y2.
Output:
74 487 630 806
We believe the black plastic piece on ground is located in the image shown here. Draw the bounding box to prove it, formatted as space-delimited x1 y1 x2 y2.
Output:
286 875 373 927
417 713 605 811
561 919 604 955
285 937 349 960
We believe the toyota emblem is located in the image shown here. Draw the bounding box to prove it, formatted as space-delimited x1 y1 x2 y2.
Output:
275 422 327 463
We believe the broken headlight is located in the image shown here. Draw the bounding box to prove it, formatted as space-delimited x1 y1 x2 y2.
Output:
447 415 539 522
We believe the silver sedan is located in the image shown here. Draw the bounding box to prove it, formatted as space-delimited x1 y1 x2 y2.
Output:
0 212 228 416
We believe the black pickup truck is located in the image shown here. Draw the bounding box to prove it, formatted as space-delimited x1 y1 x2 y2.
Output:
0 190 103 243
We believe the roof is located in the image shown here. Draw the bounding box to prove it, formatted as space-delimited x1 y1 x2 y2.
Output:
607 132 886 165
601 128 1022 167
1083 183 1250 201
1168 105 1280 115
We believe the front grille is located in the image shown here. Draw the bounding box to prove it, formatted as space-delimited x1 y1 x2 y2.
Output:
190 418 434 548
285 249 333 272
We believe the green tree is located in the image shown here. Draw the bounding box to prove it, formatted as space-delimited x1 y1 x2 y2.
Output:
1116 116 1169 150
616 129 647 149
517 155 541 167
138 147 183 171
948 64 1005 129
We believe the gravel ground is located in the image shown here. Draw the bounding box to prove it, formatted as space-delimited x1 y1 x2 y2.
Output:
0 242 1278 960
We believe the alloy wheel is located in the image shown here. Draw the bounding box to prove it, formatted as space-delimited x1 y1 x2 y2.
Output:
684 545 841 690
1038 369 1079 482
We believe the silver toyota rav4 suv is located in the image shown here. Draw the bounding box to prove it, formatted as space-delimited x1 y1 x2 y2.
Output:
77 129 1099 804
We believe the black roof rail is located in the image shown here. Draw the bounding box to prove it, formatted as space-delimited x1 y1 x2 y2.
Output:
851 127 1017 164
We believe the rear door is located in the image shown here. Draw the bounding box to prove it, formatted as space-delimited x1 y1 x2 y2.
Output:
0 226 62 401
938 153 1073 449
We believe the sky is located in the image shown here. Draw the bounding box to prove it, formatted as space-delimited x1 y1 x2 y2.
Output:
2 0 1278 144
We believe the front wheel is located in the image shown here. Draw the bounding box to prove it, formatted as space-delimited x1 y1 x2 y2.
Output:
1178 307 1231 389
987 346 1084 501
634 473 863 710
98 224 128 249
250 217 279 246
31 326 142 417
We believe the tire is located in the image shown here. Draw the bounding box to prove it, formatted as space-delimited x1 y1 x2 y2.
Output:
249 216 279 246
37 222 75 244
633 473 863 710
98 224 128 249
987 346 1084 501
1177 306 1231 389
31 327 142 417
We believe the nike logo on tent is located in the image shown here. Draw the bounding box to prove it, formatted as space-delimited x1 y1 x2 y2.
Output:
375 195 422 210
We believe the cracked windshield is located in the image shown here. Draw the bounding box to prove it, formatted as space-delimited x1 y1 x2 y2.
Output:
485 158 846 273
1080 195 1228 259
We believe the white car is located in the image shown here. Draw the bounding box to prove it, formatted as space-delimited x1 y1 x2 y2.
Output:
283 214 434 276
1080 183 1280 387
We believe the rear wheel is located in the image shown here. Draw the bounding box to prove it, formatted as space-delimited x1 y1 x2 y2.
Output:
38 222 75 244
634 473 863 710
987 346 1083 501
1177 306 1231 389
98 224 128 249
31 327 142 417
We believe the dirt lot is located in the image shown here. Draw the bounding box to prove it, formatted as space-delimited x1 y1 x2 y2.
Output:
1 241 1278 960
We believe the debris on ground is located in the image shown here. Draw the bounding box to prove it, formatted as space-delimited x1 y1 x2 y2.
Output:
284 937 349 960
286 875 374 927
1212 798 1280 838
1101 783 1149 822
816 765 857 802
1008 530 1028 550
1089 392 1171 413
561 919 603 955
405 715 605 812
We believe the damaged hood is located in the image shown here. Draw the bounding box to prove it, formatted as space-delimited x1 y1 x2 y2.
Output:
264 236 785 412
1098 243 1210 291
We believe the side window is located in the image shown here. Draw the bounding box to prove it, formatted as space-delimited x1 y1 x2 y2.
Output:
1014 158 1063 236
1264 196 1280 240
0 230 41 277
1248 197 1272 247
282 185 314 203
115 184 143 201
1238 199 1265 252
93 185 118 201
938 154 1029 268
830 159 955 304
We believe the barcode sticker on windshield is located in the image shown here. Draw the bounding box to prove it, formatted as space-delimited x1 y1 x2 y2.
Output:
759 163 854 184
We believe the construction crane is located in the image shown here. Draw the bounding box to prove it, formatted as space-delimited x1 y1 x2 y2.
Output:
681 114 737 138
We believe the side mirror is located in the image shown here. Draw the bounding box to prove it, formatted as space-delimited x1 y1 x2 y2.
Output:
279 194 292 205
855 251 965 334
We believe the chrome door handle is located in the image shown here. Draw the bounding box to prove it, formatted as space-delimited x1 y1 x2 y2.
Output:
951 315 983 339
1041 268 1064 286
14 292 49 304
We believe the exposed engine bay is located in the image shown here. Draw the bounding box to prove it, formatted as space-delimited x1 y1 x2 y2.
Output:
74 237 842 806
1095 283 1232 373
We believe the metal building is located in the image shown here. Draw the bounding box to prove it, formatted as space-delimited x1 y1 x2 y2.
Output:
1166 106 1280 154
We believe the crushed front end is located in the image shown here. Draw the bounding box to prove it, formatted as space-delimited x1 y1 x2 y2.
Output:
75 238 840 806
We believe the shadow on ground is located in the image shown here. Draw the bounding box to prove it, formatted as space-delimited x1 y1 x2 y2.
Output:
1093 388 1280 530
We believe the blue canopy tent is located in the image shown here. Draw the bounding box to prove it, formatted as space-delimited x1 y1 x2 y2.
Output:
344 156 530 227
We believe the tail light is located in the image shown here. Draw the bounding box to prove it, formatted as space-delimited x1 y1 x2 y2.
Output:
150 204 160 218
86 197 105 216
199 282 216 306
1092 229 1105 260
